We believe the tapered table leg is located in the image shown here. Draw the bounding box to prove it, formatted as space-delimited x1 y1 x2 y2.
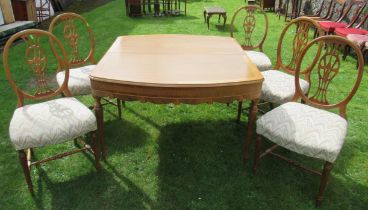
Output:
93 95 106 160
244 98 259 162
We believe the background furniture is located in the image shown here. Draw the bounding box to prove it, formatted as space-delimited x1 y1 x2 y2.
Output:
203 6 227 29
254 35 365 207
3 29 100 193
90 34 264 161
260 0 276 11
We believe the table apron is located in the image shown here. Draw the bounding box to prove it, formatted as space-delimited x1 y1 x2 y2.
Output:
91 81 262 104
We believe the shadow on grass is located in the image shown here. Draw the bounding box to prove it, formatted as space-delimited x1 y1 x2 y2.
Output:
104 118 149 155
32 167 155 209
154 120 368 209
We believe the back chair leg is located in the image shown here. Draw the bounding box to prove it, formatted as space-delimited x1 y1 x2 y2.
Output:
117 99 122 119
316 161 333 207
18 150 33 194
236 101 243 123
253 135 263 174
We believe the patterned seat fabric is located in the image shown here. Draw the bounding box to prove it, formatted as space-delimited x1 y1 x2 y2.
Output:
335 28 368 37
245 51 272 72
346 34 368 48
9 97 97 150
56 65 95 96
257 102 347 163
261 70 309 104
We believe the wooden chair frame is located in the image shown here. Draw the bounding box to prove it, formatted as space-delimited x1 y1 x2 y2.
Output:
253 36 365 207
3 29 101 194
49 12 123 119
230 5 268 52
236 17 324 123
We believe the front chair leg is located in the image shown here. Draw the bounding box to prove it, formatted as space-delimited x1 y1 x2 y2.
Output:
18 150 33 194
253 135 263 174
316 161 333 207
91 131 101 170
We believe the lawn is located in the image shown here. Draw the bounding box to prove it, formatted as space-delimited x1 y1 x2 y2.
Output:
0 0 367 209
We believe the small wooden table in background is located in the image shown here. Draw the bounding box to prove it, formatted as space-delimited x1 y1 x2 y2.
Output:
90 34 263 161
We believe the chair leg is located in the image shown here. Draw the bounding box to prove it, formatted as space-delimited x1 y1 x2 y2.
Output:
91 131 101 170
236 101 243 124
316 161 333 207
343 45 350 60
18 150 33 194
253 135 263 174
117 99 122 119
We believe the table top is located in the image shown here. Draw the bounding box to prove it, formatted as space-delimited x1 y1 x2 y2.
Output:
90 34 263 104
91 34 263 87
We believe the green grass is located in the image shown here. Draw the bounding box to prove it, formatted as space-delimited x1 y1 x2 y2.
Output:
1 0 368 209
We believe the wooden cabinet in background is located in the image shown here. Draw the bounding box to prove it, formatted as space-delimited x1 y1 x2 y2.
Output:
11 0 37 21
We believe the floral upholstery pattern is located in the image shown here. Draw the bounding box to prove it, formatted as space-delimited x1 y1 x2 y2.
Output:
56 65 95 96
347 34 368 48
9 97 97 150
257 102 348 163
260 70 309 104
245 51 272 72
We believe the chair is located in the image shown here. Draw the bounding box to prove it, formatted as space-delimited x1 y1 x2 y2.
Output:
319 1 366 34
303 0 334 20
49 12 123 118
236 17 324 122
230 5 271 72
3 29 101 193
253 35 365 206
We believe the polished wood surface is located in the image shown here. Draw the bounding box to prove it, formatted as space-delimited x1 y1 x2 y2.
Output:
91 34 263 104
90 34 264 160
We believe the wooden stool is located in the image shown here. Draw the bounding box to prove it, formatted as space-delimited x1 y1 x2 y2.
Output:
203 7 227 29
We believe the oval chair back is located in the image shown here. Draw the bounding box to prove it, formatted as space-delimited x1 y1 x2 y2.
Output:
293 35 365 119
230 5 268 52
49 12 96 69
3 29 71 107
274 17 324 74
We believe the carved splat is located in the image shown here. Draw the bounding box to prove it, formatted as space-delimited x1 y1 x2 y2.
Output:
62 18 83 65
309 42 341 105
22 34 54 97
243 8 256 48
287 22 312 70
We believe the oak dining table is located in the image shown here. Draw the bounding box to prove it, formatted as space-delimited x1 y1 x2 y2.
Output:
90 34 264 161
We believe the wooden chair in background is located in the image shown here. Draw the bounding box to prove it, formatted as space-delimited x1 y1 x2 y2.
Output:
253 35 365 207
3 29 101 194
49 12 123 118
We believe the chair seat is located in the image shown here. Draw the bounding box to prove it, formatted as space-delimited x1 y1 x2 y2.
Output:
346 34 368 48
335 28 368 37
9 97 97 150
56 65 95 96
261 70 309 104
257 102 347 163
319 21 347 33
245 51 272 72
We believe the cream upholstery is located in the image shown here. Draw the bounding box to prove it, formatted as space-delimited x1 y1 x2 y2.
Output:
261 70 309 104
56 65 95 96
245 51 272 72
9 97 97 150
257 102 347 163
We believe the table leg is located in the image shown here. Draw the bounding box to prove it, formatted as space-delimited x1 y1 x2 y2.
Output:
223 14 227 27
207 14 211 29
244 99 259 162
93 95 106 160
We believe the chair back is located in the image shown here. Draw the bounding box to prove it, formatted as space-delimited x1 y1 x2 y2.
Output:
346 1 366 28
49 12 96 69
293 35 364 119
3 29 71 107
274 17 324 74
230 5 268 52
